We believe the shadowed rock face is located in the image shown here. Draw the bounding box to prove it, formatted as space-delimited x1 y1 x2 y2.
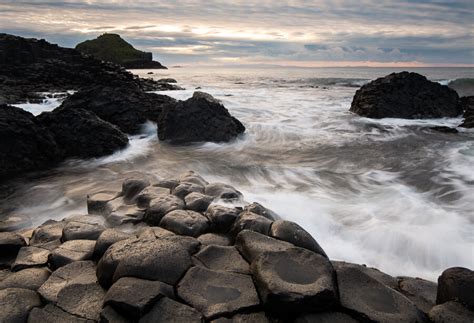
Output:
350 72 462 119
460 96 474 128
436 267 474 310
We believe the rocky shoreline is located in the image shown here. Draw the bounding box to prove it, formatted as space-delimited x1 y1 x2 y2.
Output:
1 171 473 322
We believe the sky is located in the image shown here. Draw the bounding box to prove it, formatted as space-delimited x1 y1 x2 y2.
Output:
0 0 473 67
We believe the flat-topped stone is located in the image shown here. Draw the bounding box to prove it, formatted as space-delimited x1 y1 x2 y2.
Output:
0 267 50 290
30 220 65 246
139 297 203 323
0 288 42 323
12 246 50 271
94 229 132 258
87 190 119 215
62 220 105 241
28 303 92 323
235 230 293 263
231 212 273 237
144 194 185 225
48 240 95 269
198 233 232 246
185 192 214 212
136 186 170 208
195 245 250 274
56 282 105 321
160 210 210 237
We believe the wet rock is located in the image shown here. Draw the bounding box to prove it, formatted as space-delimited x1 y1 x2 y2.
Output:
429 126 459 134
139 297 203 323
460 96 474 128
158 92 245 144
333 261 425 322
144 194 185 225
62 220 105 241
158 78 178 83
104 277 174 318
56 282 105 321
179 171 209 187
136 186 170 208
205 205 240 232
121 178 150 204
172 182 205 199
195 245 250 274
177 266 260 319
37 107 129 159
205 183 242 200
94 229 132 258
0 232 27 257
12 246 50 271
185 192 214 212
30 220 65 245
0 267 50 290
87 191 119 215
48 240 95 269
28 303 92 323
243 202 278 220
429 301 474 323
211 312 269 323
0 288 42 323
269 220 327 258
294 312 358 323
436 267 474 309
398 276 437 314
251 247 338 314
160 210 210 237
350 72 462 119
231 212 273 237
235 230 293 263
100 306 128 323
198 233 232 246
38 260 97 303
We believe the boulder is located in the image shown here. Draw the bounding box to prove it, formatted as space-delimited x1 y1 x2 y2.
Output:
436 267 474 309
28 303 91 323
121 178 150 204
48 240 95 269
429 301 474 323
178 170 209 186
205 205 240 232
251 247 338 315
11 247 50 271
243 202 278 220
56 282 105 321
350 72 462 119
160 210 210 237
185 192 214 212
294 312 358 323
155 178 179 190
93 229 132 258
139 297 203 323
136 186 170 208
104 277 174 318
0 267 50 290
158 92 245 143
144 194 185 225
195 245 250 274
0 105 60 179
62 220 105 241
235 230 293 263
269 220 327 258
460 96 474 128
332 261 399 291
0 232 27 257
30 220 65 245
37 107 129 159
0 288 42 323
105 198 145 226
100 306 128 323
138 227 175 240
398 276 437 314
172 182 205 199
198 233 232 246
87 190 119 215
162 234 201 255
230 212 273 237
333 261 425 322
177 266 260 319
205 183 242 200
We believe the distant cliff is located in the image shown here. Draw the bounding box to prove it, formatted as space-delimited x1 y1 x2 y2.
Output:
76 33 166 69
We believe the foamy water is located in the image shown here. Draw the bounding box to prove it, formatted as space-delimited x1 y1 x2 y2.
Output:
2 67 474 281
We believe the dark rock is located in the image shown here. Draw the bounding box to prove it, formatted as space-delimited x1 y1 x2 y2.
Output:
211 312 269 323
160 210 210 237
436 267 474 309
294 312 358 323
28 303 92 323
0 105 60 179
56 282 105 321
158 78 178 83
185 192 214 212
195 245 250 274
460 96 474 128
251 247 338 315
429 126 459 134
0 288 42 323
121 178 150 203
155 178 179 190
138 227 175 240
350 72 462 118
37 107 129 159
12 247 50 271
87 191 119 215
0 267 50 290
104 277 174 318
139 297 203 323
144 194 185 225
162 234 201 255
205 183 243 200
333 261 425 322
38 260 97 303
104 198 145 226
398 276 437 314
177 266 260 319
198 233 232 246
429 301 474 323
172 182 205 199
0 232 27 257
100 306 128 323
205 205 240 232
243 202 279 220
158 91 245 144
48 240 95 269
230 212 273 237
269 220 327 258
94 229 132 259
136 186 170 208
235 230 293 263
62 220 105 241
30 221 65 245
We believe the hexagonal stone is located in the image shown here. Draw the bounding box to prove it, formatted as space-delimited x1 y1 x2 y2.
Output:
138 227 175 240
436 267 474 309
185 192 214 212
333 261 425 322
294 312 358 323
100 306 128 323
211 312 269 323
172 182 205 199
144 194 185 225
198 233 232 246
231 212 273 237
136 186 170 208
429 301 474 323
0 267 50 290
205 205 240 232
398 276 437 314
38 261 97 303
94 229 132 258
104 277 174 318
121 178 150 204
28 303 91 323
62 221 105 241
48 240 95 269
57 282 105 320
205 183 242 200
30 220 65 246
0 288 41 323
251 247 338 314
0 232 27 257
163 235 201 255
235 230 293 263
12 247 50 271
177 266 260 319
243 202 278 220
178 171 208 187
87 190 119 215
139 297 202 323
195 245 249 274
106 202 145 226
160 210 210 237
269 220 327 258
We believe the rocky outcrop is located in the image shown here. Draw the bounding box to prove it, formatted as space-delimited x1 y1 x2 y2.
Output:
460 96 474 128
350 72 462 119
2 171 473 322
158 92 245 144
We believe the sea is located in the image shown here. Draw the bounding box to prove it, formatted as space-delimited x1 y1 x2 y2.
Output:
4 66 474 281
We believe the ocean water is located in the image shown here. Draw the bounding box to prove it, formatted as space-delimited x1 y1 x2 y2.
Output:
4 66 474 281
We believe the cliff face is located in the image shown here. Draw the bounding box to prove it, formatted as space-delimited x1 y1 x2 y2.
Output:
76 33 166 69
